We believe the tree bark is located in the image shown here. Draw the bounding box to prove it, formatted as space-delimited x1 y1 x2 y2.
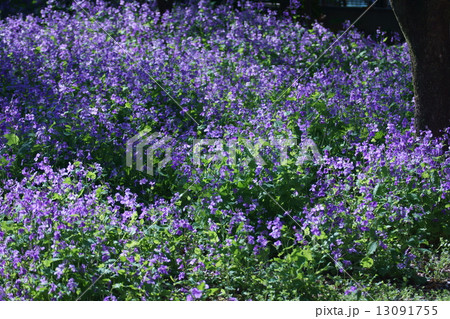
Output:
390 0 450 137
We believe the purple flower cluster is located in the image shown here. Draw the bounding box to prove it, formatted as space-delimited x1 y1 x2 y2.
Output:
0 1 448 300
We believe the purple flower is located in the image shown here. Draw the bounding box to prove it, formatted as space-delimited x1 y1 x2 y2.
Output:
104 295 118 301
186 287 203 301
54 264 65 280
67 278 78 293
311 228 321 236
256 235 268 247
191 288 202 299
344 286 357 295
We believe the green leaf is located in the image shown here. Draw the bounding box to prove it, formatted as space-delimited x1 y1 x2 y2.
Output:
52 193 64 201
0 157 9 166
236 222 244 232
4 133 19 146
300 249 313 261
379 166 389 177
208 288 219 295
367 241 378 255
197 282 206 291
96 186 106 198
374 131 385 140
126 241 139 249
86 172 96 180
42 258 62 268
112 283 124 289
373 183 381 197
361 257 374 268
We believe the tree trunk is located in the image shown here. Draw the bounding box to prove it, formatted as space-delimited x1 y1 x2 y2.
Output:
156 0 174 14
390 0 450 137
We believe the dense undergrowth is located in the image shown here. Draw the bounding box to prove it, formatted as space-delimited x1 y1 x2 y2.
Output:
0 1 449 300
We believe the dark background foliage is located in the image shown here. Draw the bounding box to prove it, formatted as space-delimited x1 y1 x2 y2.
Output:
0 0 150 19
